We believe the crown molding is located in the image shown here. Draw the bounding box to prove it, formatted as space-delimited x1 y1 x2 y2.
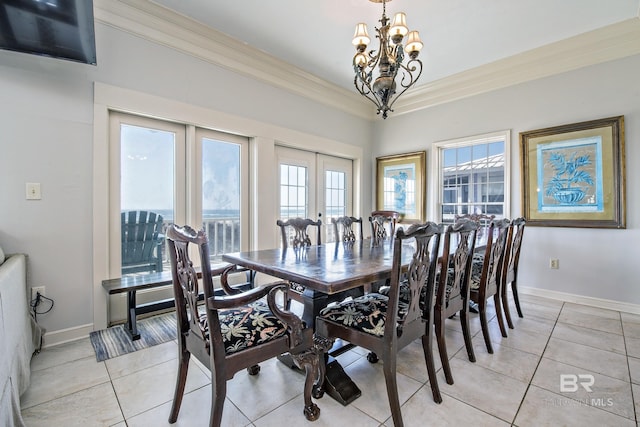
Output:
393 17 640 116
93 0 373 120
94 1 640 121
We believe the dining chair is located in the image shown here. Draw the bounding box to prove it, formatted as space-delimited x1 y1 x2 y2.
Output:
367 210 400 297
166 224 321 426
369 210 399 243
454 212 495 245
315 222 444 426
331 216 363 242
276 217 322 304
469 218 511 354
434 219 479 385
501 217 526 328
277 217 322 249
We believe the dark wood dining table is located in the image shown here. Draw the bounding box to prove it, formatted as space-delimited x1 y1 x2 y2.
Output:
222 239 414 405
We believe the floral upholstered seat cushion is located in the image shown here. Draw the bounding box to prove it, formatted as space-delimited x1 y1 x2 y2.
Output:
378 283 412 304
198 301 288 355
318 293 408 337
469 253 485 290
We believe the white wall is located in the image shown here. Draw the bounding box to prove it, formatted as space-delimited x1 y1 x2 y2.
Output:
0 21 372 341
372 54 640 307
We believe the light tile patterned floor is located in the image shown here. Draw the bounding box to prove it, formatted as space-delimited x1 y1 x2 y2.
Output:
20 294 640 426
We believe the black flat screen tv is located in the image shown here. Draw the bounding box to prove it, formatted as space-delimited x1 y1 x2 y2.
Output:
0 0 96 65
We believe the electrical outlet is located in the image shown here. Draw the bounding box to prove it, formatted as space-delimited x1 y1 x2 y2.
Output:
549 259 559 269
31 286 45 301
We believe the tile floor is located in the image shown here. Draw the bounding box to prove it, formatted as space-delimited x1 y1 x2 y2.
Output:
20 294 640 426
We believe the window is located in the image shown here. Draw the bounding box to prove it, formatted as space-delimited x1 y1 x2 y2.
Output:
109 112 248 275
197 128 248 261
433 131 510 224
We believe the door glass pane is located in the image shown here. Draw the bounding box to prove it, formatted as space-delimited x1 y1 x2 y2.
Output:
120 124 174 275
279 163 308 248
202 138 241 262
280 164 307 219
325 170 346 242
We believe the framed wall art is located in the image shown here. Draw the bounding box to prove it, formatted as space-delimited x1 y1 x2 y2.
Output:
520 116 625 228
376 151 426 222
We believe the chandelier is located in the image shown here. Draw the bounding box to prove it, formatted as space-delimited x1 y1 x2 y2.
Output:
352 0 423 119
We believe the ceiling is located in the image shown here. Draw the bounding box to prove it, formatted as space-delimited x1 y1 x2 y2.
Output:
149 0 640 93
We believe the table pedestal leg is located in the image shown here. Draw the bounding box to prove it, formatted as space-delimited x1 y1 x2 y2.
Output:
323 357 361 405
302 288 361 405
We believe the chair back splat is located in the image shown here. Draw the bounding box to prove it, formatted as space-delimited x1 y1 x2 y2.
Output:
277 217 322 249
315 221 444 427
454 213 495 244
331 216 363 242
369 210 399 244
167 224 322 426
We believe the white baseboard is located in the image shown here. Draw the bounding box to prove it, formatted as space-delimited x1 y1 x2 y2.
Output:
519 286 640 315
40 323 94 349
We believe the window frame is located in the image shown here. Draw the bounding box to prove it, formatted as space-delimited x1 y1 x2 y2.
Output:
195 127 250 261
430 130 511 223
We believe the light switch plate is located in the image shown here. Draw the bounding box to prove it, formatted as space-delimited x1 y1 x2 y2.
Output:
26 182 41 200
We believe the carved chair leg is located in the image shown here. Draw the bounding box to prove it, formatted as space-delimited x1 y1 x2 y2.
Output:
168 349 190 423
422 330 442 404
246 364 260 375
478 300 494 354
459 307 476 363
512 280 523 318
290 346 327 422
502 282 514 329
210 372 226 427
493 293 508 338
382 355 405 427
311 336 334 399
434 312 453 385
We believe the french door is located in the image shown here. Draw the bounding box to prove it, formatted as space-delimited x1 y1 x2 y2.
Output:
109 112 249 277
276 146 353 243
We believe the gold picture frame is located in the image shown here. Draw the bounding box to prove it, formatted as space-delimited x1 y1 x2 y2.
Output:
520 116 625 228
376 151 426 222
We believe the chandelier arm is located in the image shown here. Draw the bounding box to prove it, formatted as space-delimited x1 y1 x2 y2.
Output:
354 74 385 111
354 48 386 110
386 59 423 111
396 58 422 89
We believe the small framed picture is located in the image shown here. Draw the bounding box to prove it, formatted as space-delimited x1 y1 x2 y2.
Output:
376 151 426 222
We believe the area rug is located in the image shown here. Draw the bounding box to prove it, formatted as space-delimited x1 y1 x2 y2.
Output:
90 312 177 362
